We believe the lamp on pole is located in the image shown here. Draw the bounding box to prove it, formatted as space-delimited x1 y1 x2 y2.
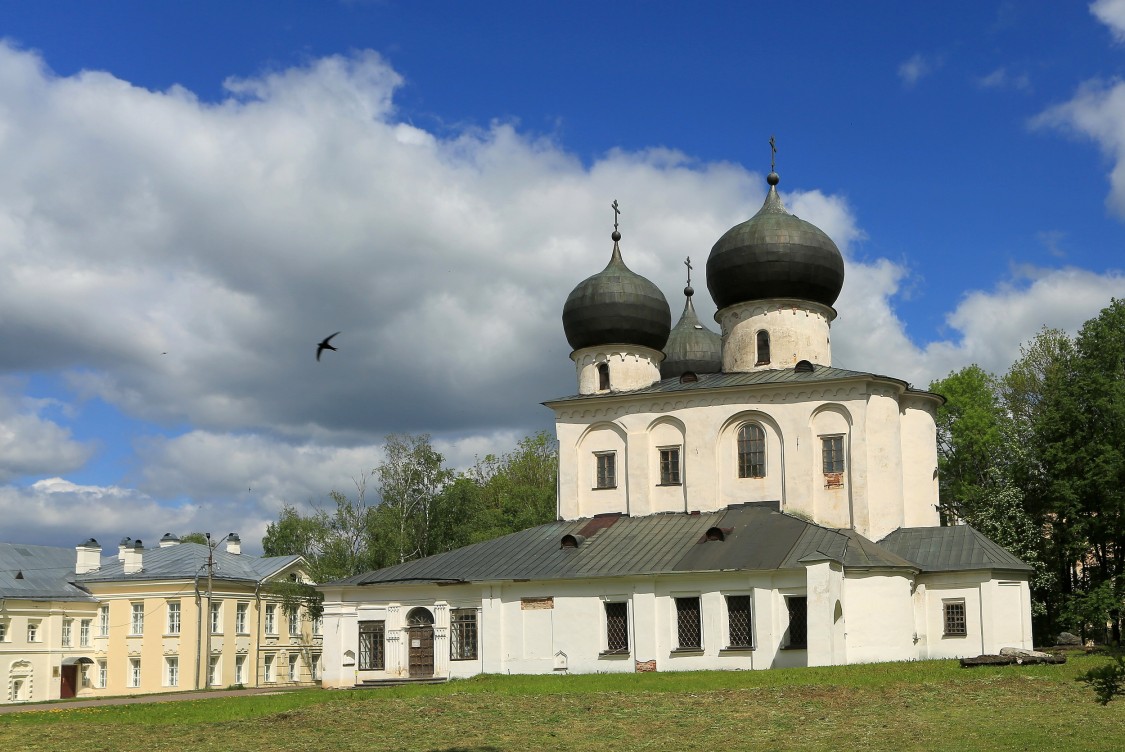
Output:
199 532 232 690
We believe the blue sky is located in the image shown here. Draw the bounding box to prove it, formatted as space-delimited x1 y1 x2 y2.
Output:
1 1 1124 552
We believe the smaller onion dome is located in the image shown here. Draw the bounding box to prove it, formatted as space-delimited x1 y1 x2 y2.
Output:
707 169 845 310
661 263 721 379
562 208 671 352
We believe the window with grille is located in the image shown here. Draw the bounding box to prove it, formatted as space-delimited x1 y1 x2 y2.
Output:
675 597 702 650
659 446 682 485
822 436 845 474
738 424 766 478
786 596 808 648
595 452 616 489
726 595 753 648
604 602 629 653
450 609 478 660
943 601 967 637
358 620 385 670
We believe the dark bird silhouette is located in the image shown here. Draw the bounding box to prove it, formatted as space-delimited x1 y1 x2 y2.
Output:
316 332 340 361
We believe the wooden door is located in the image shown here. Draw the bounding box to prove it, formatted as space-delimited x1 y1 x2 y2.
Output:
407 626 434 677
60 665 78 699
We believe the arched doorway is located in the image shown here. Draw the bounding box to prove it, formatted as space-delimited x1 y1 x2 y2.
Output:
405 607 435 678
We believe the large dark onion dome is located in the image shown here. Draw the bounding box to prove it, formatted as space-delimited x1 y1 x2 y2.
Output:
661 282 721 379
707 171 844 310
563 229 671 351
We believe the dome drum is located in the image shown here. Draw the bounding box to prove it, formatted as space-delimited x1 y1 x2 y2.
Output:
718 299 834 373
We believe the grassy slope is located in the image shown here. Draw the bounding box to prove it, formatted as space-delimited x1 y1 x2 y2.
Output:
2 654 1123 751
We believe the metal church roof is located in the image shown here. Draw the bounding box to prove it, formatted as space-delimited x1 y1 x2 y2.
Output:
327 504 923 588
878 525 1034 573
544 364 944 405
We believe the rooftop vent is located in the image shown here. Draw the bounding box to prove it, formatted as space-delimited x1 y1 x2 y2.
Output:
705 527 726 542
795 360 814 373
560 534 586 549
679 371 698 383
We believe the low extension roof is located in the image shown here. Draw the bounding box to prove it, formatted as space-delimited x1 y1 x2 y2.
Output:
0 542 96 602
77 543 302 584
878 525 1034 573
544 364 943 405
326 504 924 588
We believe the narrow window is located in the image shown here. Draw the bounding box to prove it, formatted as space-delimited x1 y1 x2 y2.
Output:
288 653 300 682
312 616 323 636
209 655 221 686
595 451 616 489
288 608 300 637
0 619 7 642
97 660 107 688
311 653 321 681
822 435 845 487
786 596 808 649
80 619 91 647
62 619 72 647
358 620 386 670
604 602 629 653
675 597 702 650
943 601 967 637
597 362 610 391
263 654 275 683
265 604 276 635
756 330 770 365
659 446 682 485
130 603 144 635
210 602 223 634
726 595 753 649
128 658 141 688
737 423 766 478
99 605 109 637
167 601 181 635
27 620 40 642
235 655 247 685
166 657 179 687
236 602 249 633
450 609 479 661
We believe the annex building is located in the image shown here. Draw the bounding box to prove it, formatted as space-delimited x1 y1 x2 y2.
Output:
2 535 321 703
318 167 1034 685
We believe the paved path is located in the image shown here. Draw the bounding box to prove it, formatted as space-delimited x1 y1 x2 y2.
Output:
0 686 303 715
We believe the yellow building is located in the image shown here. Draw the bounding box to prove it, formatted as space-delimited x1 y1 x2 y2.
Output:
2 535 321 703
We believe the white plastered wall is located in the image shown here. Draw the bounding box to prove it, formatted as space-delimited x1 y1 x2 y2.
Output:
717 299 835 372
572 346 663 395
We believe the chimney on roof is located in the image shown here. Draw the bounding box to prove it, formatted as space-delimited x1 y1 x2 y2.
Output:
159 533 181 548
75 538 101 574
225 533 241 555
123 540 144 574
118 537 132 562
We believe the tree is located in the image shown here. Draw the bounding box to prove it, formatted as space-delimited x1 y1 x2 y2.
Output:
370 433 455 565
179 532 209 545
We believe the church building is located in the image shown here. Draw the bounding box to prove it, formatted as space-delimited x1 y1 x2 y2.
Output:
318 165 1033 685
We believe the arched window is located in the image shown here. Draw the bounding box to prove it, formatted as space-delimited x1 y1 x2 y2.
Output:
756 330 770 365
597 362 610 390
737 423 766 478
406 607 435 626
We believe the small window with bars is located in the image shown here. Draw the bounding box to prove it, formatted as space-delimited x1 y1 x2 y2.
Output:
659 446 682 485
738 424 766 478
450 609 478 661
786 596 808 649
595 452 616 489
358 620 386 670
943 600 967 637
604 602 629 653
675 597 702 650
726 595 753 649
822 436 845 476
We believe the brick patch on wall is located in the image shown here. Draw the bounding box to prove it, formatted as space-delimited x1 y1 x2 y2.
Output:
635 659 657 673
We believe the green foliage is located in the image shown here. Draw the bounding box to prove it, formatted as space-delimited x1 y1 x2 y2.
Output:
179 532 209 545
267 578 324 621
1077 653 1125 705
261 431 558 581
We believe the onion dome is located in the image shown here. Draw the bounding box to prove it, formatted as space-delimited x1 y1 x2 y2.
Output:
661 262 721 379
707 170 844 310
563 210 671 352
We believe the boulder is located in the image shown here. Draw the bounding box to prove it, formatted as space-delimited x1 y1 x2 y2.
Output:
1055 631 1082 646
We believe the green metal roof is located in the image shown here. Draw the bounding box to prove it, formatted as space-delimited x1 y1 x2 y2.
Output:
878 525 1033 573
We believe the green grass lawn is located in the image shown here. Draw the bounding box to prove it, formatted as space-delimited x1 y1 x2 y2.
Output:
3 653 1123 751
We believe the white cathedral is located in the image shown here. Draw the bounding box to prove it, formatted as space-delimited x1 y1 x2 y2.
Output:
318 167 1034 686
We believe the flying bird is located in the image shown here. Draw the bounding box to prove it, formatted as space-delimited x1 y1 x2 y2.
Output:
316 332 340 361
